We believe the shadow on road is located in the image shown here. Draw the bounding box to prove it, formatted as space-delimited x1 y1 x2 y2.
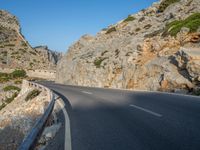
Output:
45 90 73 150
53 90 72 117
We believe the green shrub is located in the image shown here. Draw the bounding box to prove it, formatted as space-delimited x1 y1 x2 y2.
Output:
29 62 34 68
25 89 41 101
3 85 21 92
30 51 37 55
125 52 132 56
14 80 22 84
5 92 18 103
0 92 18 111
102 28 108 31
21 41 27 47
1 51 7 56
144 29 164 38
94 57 108 68
138 17 145 22
144 24 152 29
101 51 108 56
158 0 180 12
10 69 26 78
0 72 9 78
0 72 10 83
11 51 19 55
0 70 26 83
115 49 120 57
135 28 141 32
16 56 21 60
106 27 117 34
19 48 27 53
123 15 135 22
186 0 193 6
163 13 200 36
0 103 6 111
0 77 10 83
5 44 15 47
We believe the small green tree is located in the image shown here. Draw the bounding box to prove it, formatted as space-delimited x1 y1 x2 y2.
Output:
10 69 26 78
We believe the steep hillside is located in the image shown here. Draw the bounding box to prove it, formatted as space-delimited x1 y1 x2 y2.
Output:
57 0 200 93
34 46 62 68
0 10 61 70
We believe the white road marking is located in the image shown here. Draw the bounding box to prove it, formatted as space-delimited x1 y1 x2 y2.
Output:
82 91 93 95
130 104 162 117
57 97 72 150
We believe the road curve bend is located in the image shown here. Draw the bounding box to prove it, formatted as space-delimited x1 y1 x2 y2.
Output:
40 81 200 150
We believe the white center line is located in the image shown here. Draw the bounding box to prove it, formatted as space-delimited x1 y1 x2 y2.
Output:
130 104 162 117
82 91 93 95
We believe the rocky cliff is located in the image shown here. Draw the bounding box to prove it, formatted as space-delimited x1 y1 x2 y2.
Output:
0 10 61 70
34 46 62 68
57 0 200 92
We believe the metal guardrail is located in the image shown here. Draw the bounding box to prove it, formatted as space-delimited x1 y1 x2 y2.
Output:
18 81 55 150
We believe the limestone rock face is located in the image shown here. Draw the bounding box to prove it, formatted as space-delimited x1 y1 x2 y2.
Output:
176 47 200 81
0 81 51 149
34 46 62 67
57 0 200 92
0 10 61 70
0 10 20 32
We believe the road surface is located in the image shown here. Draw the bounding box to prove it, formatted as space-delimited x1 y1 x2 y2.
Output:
40 81 200 150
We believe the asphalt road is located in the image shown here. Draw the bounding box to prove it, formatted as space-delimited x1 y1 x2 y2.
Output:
40 81 200 150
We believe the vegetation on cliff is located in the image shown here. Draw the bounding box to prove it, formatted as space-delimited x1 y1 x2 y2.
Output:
163 13 200 36
106 27 117 34
0 92 18 111
0 10 61 70
123 15 136 22
57 0 200 93
94 57 108 68
0 69 26 83
158 0 180 12
3 85 21 92
25 89 41 101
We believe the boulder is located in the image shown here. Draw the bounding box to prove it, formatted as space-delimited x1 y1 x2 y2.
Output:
176 47 200 81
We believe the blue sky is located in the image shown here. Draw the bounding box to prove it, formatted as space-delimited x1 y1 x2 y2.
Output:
0 0 157 52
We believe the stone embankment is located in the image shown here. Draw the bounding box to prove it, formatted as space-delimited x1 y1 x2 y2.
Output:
0 68 56 80
0 80 60 150
26 70 56 80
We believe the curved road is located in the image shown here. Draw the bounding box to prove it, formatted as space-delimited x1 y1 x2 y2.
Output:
40 81 200 150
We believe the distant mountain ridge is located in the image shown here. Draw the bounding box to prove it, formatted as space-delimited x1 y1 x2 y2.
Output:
0 10 61 70
57 0 200 93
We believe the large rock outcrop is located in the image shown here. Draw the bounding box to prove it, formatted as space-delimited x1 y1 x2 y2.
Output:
0 80 51 149
57 0 200 92
176 47 200 82
0 10 61 70
34 46 62 67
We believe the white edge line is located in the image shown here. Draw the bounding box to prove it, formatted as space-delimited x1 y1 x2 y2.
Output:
82 91 92 95
130 104 162 117
57 98 72 150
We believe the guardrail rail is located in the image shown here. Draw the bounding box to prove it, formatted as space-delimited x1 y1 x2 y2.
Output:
18 81 55 150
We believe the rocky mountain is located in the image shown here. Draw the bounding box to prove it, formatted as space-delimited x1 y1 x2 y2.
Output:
57 0 200 93
34 46 62 68
0 10 61 70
